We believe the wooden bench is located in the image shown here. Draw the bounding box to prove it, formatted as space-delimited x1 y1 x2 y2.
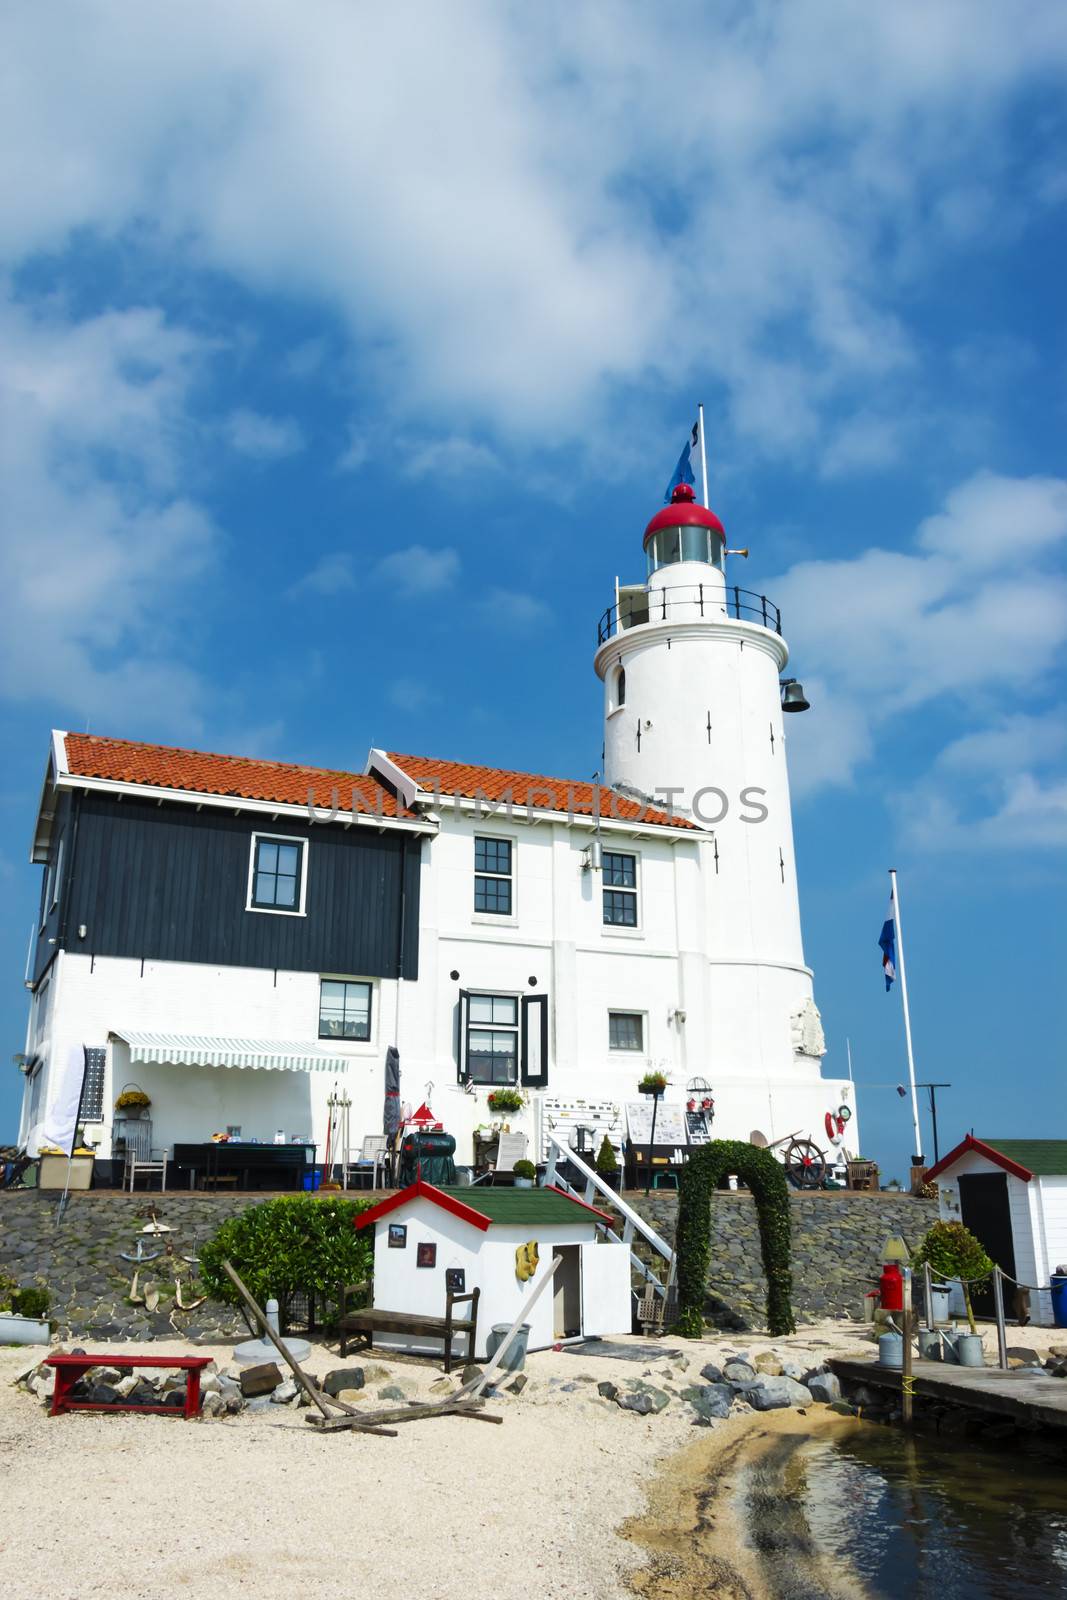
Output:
45 1354 212 1419
338 1286 480 1373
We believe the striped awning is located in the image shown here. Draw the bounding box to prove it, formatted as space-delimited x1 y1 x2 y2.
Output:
109 1031 348 1074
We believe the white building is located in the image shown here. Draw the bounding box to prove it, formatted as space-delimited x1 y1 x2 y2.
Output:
18 483 855 1178
929 1136 1067 1327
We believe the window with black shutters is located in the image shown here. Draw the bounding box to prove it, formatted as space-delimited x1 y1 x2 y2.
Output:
474 836 513 916
602 850 638 926
467 994 519 1083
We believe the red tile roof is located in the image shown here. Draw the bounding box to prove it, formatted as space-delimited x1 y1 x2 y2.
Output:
388 752 695 830
61 733 418 819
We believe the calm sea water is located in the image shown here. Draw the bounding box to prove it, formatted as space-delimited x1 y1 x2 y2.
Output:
781 1426 1067 1599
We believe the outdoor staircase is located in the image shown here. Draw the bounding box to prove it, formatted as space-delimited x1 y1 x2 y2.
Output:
543 1132 676 1301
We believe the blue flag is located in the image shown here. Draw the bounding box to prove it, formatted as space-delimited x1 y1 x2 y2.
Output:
664 418 700 503
878 893 896 991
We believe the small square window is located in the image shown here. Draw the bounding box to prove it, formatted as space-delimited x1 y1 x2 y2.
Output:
602 851 638 926
319 979 372 1041
609 1011 644 1051
249 834 306 913
466 992 519 1083
474 835 513 916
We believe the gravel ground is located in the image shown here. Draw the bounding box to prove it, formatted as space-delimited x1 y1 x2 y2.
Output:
2 1318 1060 1600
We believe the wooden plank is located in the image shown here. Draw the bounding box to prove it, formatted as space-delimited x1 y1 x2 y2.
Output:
830 1356 1067 1431
221 1259 335 1422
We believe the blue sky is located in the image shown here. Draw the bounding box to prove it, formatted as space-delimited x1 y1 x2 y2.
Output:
2 2 1065 1174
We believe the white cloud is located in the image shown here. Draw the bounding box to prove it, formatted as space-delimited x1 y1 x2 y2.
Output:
2 3 1065 458
406 437 500 479
222 407 304 460
0 292 219 733
374 545 460 596
288 552 357 597
388 677 439 713
774 471 1067 847
477 588 553 631
336 426 370 474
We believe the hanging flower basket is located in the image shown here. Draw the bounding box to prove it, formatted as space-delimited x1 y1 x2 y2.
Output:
115 1088 151 1113
638 1072 668 1096
486 1088 525 1114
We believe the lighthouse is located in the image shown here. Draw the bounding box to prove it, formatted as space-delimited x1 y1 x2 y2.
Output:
594 482 846 1138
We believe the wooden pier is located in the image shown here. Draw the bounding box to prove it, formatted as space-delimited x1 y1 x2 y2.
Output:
830 1356 1067 1430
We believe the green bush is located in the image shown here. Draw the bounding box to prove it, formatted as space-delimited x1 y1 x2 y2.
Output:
198 1194 374 1327
674 1139 795 1337
912 1220 993 1334
0 1270 18 1312
11 1285 50 1319
595 1135 619 1175
513 1159 536 1180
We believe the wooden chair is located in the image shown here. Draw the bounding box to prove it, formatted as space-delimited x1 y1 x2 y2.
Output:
125 1148 168 1192
847 1159 879 1191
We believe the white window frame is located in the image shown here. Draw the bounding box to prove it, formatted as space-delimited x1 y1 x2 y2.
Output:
318 975 377 1046
601 846 642 936
608 1009 647 1053
50 835 64 911
607 662 626 717
471 829 519 926
245 831 309 917
465 989 521 1085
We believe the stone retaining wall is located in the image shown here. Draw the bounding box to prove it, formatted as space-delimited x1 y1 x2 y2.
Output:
628 1190 939 1329
1 1186 940 1340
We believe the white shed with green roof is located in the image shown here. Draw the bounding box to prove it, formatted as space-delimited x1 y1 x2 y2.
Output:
926 1136 1067 1326
356 1180 634 1359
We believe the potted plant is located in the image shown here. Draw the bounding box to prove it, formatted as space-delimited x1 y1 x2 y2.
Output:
637 1071 668 1096
912 1220 993 1336
0 1276 51 1346
512 1159 537 1189
595 1135 620 1193
486 1087 525 1114
115 1087 151 1115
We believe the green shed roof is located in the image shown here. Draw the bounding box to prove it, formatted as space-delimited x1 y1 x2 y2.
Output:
978 1140 1067 1177
434 1186 610 1226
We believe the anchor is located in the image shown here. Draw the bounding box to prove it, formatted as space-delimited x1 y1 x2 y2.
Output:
119 1239 162 1264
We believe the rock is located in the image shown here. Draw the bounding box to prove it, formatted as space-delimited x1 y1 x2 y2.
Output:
217 1375 242 1400
1006 1346 1042 1365
807 1372 842 1404
86 1365 123 1385
30 1371 56 1400
127 1383 158 1406
201 1391 225 1417
723 1360 757 1387
199 1373 222 1395
323 1367 365 1397
505 1374 528 1394
461 1364 484 1386
377 1385 409 1401
271 1379 299 1404
597 1381 619 1401
244 1394 275 1413
681 1384 733 1420
829 1399 858 1416
617 1387 670 1415
239 1362 283 1397
429 1377 455 1396
754 1352 783 1376
114 1375 141 1398
334 1388 367 1405
699 1362 724 1383
88 1383 122 1405
781 1362 808 1382
747 1376 811 1411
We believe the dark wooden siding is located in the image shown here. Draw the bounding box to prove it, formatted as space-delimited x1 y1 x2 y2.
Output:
37 792 421 981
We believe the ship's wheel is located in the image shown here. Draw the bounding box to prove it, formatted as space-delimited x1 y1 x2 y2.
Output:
783 1137 827 1189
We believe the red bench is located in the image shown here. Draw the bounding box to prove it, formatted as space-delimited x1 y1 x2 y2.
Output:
45 1354 212 1419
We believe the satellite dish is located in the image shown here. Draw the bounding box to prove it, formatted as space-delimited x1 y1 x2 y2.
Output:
749 1129 769 1147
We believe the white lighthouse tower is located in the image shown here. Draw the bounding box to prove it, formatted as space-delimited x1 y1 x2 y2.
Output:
594 482 854 1146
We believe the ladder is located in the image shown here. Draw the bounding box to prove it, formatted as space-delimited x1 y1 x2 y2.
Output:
543 1132 676 1299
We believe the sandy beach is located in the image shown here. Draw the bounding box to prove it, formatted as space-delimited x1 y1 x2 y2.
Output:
3 1320 1060 1600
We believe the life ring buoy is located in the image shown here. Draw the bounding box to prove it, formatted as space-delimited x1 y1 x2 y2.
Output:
825 1110 845 1141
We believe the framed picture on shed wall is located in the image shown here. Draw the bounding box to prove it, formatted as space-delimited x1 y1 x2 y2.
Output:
445 1268 465 1293
416 1242 437 1268
388 1224 407 1248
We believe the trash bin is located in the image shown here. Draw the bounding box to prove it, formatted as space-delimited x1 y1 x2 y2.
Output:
486 1322 531 1372
1051 1274 1067 1329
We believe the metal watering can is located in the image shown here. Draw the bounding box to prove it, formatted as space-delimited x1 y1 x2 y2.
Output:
939 1328 985 1367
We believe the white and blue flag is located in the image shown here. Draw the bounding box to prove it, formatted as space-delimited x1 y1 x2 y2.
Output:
664 417 702 503
878 893 896 991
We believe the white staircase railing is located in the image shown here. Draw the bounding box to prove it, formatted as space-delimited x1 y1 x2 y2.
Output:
544 1132 675 1298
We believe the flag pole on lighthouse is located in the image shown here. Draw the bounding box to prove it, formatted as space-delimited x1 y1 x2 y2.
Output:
697 402 709 510
890 868 924 1163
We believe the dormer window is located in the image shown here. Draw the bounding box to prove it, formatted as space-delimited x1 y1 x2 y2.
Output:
247 833 308 915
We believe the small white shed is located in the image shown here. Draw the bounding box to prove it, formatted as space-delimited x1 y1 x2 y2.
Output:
355 1180 633 1359
927 1136 1067 1327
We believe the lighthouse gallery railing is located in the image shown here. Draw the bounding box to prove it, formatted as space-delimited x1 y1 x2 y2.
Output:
597 584 782 646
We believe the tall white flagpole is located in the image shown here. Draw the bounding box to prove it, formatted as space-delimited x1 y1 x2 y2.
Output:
697 402 709 510
889 868 924 1162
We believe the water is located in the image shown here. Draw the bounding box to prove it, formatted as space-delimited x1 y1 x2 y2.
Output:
747 1424 1067 1599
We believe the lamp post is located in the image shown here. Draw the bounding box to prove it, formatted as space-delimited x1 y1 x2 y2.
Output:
897 1081 952 1166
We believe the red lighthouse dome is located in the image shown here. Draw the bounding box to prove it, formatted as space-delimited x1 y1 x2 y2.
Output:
643 482 725 572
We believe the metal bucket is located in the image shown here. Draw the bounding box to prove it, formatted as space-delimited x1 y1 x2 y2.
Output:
486 1322 531 1373
878 1333 903 1369
956 1333 985 1367
917 1329 942 1362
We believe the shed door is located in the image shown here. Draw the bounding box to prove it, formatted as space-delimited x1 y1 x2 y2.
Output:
958 1172 1017 1318
579 1242 633 1338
